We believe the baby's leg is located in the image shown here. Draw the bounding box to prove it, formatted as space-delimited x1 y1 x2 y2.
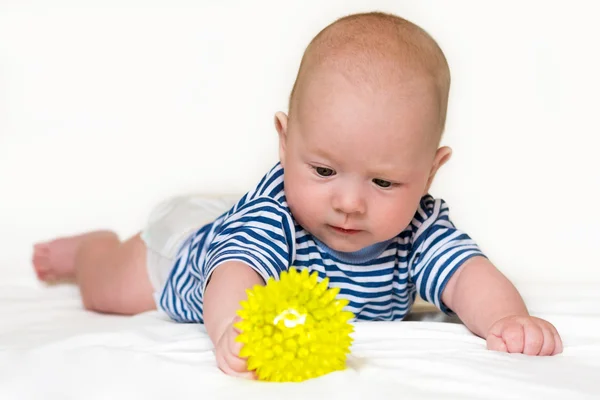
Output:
33 231 155 315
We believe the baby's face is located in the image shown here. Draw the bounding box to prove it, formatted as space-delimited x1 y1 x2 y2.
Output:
280 72 444 252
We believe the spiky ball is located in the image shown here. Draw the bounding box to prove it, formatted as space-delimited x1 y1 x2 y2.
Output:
234 268 354 382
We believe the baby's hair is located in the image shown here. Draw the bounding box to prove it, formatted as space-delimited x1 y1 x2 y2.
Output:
288 11 451 137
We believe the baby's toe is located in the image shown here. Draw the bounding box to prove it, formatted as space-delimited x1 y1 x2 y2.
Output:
32 246 52 281
33 242 50 254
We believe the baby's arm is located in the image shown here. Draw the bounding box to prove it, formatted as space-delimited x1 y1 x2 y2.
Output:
200 196 294 377
204 261 264 379
442 257 563 356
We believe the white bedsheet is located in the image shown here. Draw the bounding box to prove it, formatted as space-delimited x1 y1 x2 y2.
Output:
1 283 599 400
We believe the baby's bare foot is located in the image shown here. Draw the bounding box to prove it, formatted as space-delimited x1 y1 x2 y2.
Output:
32 231 111 282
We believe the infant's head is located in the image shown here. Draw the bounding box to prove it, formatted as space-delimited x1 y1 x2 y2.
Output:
276 11 453 252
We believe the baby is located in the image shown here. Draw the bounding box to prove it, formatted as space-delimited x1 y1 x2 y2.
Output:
32 11 562 379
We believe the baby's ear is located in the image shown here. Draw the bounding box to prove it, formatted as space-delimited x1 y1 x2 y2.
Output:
274 112 289 167
424 146 452 194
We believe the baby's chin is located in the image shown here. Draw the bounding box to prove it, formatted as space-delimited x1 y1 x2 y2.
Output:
311 228 374 253
324 241 369 253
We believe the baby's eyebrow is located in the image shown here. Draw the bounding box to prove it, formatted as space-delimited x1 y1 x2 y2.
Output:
366 162 409 175
304 142 412 179
306 146 337 163
370 171 407 182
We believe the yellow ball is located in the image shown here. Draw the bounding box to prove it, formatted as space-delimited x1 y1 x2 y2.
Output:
234 268 355 382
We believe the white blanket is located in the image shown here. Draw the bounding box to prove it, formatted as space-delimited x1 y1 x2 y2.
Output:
2 283 599 400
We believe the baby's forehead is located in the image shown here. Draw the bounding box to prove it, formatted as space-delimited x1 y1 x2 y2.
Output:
293 70 442 159
297 84 439 153
297 112 437 176
297 66 440 129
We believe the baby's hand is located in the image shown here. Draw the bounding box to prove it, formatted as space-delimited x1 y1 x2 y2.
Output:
214 317 256 379
486 315 563 356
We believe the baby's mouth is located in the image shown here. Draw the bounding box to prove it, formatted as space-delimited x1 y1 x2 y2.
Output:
328 225 362 235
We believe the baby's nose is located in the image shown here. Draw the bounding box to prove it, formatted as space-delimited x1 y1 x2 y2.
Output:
332 190 366 215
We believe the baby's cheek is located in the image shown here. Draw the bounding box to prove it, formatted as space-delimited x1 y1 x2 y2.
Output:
375 202 413 235
285 181 309 215
287 181 325 226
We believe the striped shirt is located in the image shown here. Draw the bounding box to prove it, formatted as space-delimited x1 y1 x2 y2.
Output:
158 162 485 323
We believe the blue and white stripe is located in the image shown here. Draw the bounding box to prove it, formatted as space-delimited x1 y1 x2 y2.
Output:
158 162 485 323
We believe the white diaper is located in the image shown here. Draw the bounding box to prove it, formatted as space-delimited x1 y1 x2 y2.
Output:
140 194 240 303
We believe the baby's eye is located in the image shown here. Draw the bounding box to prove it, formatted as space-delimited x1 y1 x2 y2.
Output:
373 178 392 188
314 166 335 177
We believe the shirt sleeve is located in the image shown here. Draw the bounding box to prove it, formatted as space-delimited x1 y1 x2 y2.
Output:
408 196 486 315
201 196 295 294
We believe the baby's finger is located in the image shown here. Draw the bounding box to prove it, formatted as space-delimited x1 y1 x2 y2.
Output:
522 322 544 355
217 353 256 380
502 323 525 354
221 364 256 380
486 334 508 353
545 322 563 355
229 333 244 357
223 349 249 373
228 335 244 357
538 325 555 356
552 333 563 355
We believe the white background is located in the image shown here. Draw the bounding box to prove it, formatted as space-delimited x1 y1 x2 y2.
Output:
1 0 599 290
